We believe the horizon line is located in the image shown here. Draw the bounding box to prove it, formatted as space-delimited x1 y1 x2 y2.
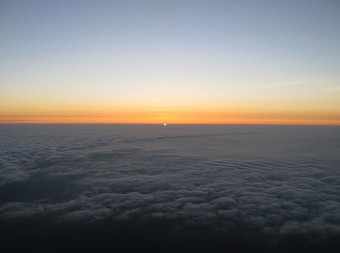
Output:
1 123 340 126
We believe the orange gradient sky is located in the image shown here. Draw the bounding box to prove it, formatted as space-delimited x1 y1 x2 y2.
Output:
1 1 340 125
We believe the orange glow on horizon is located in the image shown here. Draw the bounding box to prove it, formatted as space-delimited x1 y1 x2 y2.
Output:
2 86 340 125
1 110 340 125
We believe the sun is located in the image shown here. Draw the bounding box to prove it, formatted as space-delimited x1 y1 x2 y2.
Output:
163 123 167 126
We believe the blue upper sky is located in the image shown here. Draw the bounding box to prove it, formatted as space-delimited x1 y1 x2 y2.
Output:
1 0 340 123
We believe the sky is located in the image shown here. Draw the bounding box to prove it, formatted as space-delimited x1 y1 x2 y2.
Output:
1 0 340 124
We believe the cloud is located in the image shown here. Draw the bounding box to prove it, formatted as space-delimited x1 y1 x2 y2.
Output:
329 87 340 92
1 125 340 252
261 79 311 88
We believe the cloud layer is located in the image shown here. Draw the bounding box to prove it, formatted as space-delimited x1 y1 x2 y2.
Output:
1 125 340 252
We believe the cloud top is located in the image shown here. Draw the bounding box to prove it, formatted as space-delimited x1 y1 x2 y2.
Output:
1 125 340 252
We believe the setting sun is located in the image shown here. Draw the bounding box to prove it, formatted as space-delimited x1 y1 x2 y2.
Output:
1 1 340 252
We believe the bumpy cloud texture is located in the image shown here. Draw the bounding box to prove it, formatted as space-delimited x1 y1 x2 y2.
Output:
0 125 340 252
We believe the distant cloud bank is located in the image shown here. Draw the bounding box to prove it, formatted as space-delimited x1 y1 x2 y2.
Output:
1 125 340 252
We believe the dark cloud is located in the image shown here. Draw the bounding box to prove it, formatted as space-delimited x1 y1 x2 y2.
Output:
1 125 340 252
